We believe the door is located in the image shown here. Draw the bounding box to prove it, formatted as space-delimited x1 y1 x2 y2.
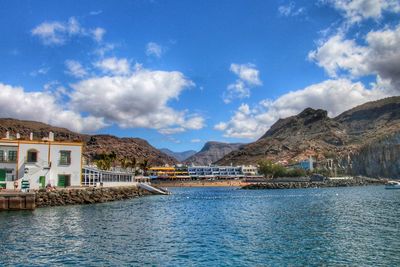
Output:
0 169 5 188
58 175 70 187
39 176 46 189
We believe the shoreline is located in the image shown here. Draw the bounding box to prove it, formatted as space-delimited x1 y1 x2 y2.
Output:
152 176 387 189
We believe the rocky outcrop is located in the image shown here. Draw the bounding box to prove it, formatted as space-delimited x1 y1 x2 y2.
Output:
218 96 400 169
184 141 243 165
35 186 153 207
0 118 177 166
242 177 385 190
159 148 197 162
351 133 400 178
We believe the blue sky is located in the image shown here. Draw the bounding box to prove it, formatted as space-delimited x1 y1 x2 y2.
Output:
0 0 399 152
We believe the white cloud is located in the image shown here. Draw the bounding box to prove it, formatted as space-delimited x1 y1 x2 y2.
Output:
309 24 400 89
94 57 130 75
224 63 262 103
278 2 305 17
0 83 106 132
65 60 88 78
92 27 106 42
327 0 400 24
30 67 50 77
32 17 106 45
215 79 393 139
146 42 164 58
70 67 204 131
191 138 202 143
230 63 262 86
158 127 186 135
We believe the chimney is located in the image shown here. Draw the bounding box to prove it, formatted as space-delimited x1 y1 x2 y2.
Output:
5 131 9 139
16 133 21 139
30 132 33 141
49 132 54 141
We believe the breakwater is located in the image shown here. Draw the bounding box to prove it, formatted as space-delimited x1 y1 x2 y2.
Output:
242 177 385 190
35 186 153 208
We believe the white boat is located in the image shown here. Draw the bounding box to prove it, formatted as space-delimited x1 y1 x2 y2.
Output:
385 180 400 189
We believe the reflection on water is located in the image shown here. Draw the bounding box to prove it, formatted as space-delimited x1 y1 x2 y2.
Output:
1 186 399 266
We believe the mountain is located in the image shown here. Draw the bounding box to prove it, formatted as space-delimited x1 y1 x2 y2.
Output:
159 148 197 162
0 118 177 166
184 141 244 166
217 96 400 173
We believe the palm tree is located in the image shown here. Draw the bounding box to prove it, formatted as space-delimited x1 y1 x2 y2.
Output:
139 158 150 176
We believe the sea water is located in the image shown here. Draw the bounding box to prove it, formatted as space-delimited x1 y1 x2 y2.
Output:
1 186 399 266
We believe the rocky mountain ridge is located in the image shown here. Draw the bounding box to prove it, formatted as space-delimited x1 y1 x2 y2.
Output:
217 96 400 175
184 141 243 165
159 148 197 162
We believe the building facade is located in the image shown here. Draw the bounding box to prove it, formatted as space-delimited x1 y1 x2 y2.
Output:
0 133 82 190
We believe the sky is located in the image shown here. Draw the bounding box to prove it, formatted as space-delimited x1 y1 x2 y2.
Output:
0 0 399 152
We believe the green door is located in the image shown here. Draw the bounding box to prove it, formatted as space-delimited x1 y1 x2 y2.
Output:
0 169 6 189
58 175 66 187
39 176 46 189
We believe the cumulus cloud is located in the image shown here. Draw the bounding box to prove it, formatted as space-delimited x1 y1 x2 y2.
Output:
309 24 400 89
215 79 393 139
91 27 106 42
327 0 400 24
0 83 106 132
70 67 204 132
65 60 88 78
94 57 130 75
224 63 262 103
146 42 164 58
31 17 105 45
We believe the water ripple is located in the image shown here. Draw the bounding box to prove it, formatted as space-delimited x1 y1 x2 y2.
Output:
1 186 399 266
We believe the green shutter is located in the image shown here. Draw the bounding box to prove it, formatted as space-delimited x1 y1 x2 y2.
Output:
58 175 65 187
0 169 6 181
39 176 46 188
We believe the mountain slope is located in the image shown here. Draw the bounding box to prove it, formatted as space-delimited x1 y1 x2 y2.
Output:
217 96 400 166
159 148 197 162
0 118 177 166
184 141 243 165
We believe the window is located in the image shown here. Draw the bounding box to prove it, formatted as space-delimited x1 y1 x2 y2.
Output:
27 149 38 163
59 151 71 166
8 151 17 162
0 150 4 162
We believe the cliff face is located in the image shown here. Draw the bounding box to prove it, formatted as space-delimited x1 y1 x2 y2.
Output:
351 133 400 178
0 119 177 166
184 141 243 165
218 96 400 178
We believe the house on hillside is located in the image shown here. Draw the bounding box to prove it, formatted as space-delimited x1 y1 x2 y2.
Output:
0 132 83 190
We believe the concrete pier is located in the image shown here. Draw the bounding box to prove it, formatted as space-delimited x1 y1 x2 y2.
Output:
0 191 36 210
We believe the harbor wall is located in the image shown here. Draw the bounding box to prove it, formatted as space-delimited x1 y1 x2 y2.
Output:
242 177 385 190
35 186 153 207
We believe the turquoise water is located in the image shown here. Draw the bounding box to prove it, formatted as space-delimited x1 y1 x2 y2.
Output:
1 186 400 266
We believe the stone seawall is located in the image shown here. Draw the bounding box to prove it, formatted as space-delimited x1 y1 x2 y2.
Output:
242 177 385 190
35 186 153 208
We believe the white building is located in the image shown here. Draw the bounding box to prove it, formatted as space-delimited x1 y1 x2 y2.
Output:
82 166 135 187
0 132 83 190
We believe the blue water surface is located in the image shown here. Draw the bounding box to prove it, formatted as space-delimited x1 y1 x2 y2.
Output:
1 186 399 266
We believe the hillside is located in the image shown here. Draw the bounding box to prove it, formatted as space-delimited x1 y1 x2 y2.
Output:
184 141 243 165
0 118 177 166
217 96 400 168
159 148 197 162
